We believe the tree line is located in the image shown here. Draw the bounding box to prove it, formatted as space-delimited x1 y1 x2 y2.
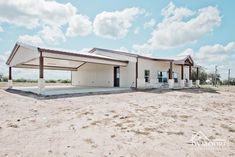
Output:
0 74 71 83
191 69 234 85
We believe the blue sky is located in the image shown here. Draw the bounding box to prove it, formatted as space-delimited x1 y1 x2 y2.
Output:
0 0 235 79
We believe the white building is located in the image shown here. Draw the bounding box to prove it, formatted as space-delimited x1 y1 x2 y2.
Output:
6 43 200 94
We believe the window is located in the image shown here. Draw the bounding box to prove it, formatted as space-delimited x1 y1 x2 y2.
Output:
158 71 168 83
144 70 150 83
174 72 178 83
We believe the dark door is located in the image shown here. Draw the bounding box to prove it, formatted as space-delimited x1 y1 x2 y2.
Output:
114 66 120 87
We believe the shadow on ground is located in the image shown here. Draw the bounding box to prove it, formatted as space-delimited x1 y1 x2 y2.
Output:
5 87 219 100
5 88 135 100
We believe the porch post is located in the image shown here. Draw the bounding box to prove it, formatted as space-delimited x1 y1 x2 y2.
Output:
188 65 192 87
38 50 45 94
168 61 174 89
8 66 13 88
196 67 200 87
180 64 185 88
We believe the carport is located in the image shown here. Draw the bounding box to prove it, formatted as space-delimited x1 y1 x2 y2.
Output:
6 42 128 95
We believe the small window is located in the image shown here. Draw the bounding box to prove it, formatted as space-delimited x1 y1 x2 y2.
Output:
144 70 150 83
158 71 168 83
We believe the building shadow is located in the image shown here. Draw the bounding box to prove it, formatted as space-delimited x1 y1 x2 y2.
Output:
5 88 135 100
142 87 219 94
5 86 219 100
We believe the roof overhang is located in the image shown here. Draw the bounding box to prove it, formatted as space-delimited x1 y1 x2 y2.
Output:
6 43 128 71
174 55 194 66
90 47 174 62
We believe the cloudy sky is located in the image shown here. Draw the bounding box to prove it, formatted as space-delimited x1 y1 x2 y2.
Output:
0 0 235 80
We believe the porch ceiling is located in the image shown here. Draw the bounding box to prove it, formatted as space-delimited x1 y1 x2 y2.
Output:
17 58 85 71
6 42 129 71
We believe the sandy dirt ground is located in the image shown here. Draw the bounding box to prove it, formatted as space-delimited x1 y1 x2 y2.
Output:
0 88 234 157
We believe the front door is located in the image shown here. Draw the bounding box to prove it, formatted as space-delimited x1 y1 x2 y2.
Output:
114 66 120 87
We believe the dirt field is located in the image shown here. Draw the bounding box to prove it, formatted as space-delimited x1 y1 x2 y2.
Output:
0 88 234 157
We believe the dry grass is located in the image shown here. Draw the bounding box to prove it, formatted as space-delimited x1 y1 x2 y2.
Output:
201 85 235 93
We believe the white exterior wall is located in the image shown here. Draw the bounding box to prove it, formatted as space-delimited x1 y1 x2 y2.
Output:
184 66 190 80
120 62 136 88
72 63 114 87
137 58 171 88
173 65 181 87
92 50 137 88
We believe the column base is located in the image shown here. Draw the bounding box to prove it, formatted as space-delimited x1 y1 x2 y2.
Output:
168 79 174 89
179 80 185 88
188 80 193 88
8 80 13 89
38 78 45 94
196 80 200 87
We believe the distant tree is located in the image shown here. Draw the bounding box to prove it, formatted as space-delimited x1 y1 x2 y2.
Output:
208 73 221 86
46 80 57 83
192 69 208 84
0 73 3 82
2 76 8 82
59 79 71 83
223 78 235 85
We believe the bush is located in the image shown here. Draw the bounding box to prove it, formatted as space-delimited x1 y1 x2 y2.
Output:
60 79 71 83
1 76 8 82
46 80 57 83
14 78 27 82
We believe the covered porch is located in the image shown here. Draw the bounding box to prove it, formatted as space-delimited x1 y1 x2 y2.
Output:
173 55 200 89
6 43 129 95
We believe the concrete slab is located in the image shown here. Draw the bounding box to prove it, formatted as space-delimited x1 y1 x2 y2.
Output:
12 86 132 96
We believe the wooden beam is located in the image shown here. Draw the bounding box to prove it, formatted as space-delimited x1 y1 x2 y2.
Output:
189 65 192 80
16 64 77 71
9 67 12 80
39 51 44 79
197 67 199 80
76 62 86 69
169 61 173 79
136 57 138 88
181 64 184 80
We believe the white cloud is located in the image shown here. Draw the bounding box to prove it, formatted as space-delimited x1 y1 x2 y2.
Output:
18 34 44 46
93 7 144 39
179 42 235 79
0 0 76 29
66 15 92 37
18 26 66 46
0 0 93 45
143 18 156 29
0 26 3 32
196 42 235 63
39 26 66 44
133 2 221 52
178 48 195 58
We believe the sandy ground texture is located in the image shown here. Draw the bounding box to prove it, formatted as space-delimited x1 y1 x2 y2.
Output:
0 88 234 157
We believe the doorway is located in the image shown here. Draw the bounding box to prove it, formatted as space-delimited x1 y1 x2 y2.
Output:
114 66 120 87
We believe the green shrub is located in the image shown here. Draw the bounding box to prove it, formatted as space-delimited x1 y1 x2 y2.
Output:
46 80 57 83
60 79 71 83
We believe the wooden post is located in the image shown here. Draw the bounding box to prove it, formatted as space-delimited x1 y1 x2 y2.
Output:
9 67 12 80
181 65 184 80
39 51 44 79
189 65 192 80
197 67 199 80
169 61 173 79
135 57 138 88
